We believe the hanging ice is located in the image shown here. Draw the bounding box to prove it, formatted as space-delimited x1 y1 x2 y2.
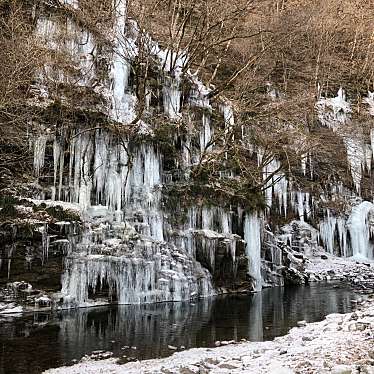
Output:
60 241 215 307
347 201 374 260
244 213 262 291
33 134 48 177
258 149 288 214
162 76 181 119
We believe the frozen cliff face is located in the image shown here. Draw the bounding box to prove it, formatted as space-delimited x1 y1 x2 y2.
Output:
316 89 372 193
60 239 214 307
23 0 374 311
31 3 246 304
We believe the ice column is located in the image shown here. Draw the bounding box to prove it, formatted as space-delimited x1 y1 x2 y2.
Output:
244 213 263 291
347 201 374 260
33 135 47 177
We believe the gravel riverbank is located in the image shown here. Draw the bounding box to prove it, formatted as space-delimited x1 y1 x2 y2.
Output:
45 295 374 374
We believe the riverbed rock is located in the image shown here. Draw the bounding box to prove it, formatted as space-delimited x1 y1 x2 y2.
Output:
331 365 353 374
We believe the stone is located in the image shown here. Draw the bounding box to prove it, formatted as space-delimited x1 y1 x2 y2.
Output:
297 320 307 327
241 355 253 366
179 366 201 374
331 365 353 374
218 362 241 369
302 335 314 341
361 366 374 374
204 358 220 366
350 312 359 321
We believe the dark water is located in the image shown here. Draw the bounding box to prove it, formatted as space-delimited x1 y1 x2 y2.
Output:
0 283 360 374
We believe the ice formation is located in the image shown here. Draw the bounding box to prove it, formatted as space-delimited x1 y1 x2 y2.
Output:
27 1 374 312
61 241 214 307
316 88 371 193
347 201 374 260
319 211 348 257
257 149 288 214
33 134 48 177
318 202 374 259
244 213 263 291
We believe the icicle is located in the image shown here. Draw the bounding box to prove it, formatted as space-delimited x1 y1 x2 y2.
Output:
343 136 365 193
258 149 288 214
64 0 79 9
162 76 181 119
61 241 215 307
33 135 47 177
336 217 348 257
200 113 212 153
244 213 262 291
363 91 374 116
222 103 235 127
319 210 337 254
41 224 50 266
301 153 307 176
316 88 351 130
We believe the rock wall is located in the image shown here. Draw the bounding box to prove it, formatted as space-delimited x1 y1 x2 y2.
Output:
1 0 374 310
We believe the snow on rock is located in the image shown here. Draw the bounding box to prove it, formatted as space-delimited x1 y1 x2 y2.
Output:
43 298 374 374
0 303 23 315
305 251 374 290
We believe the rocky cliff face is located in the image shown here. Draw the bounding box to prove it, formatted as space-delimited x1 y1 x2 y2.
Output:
1 0 374 312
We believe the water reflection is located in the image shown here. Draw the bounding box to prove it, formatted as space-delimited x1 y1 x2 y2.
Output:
0 283 358 374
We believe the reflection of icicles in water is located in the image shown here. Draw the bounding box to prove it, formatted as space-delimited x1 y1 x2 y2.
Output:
41 225 50 266
248 292 263 340
57 298 214 360
6 244 16 280
244 213 262 291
